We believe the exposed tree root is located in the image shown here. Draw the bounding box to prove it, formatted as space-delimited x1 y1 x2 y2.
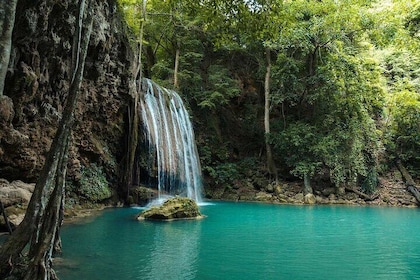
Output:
345 187 379 201
396 160 420 206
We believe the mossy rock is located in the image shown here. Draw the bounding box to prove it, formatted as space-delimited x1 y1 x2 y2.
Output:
78 164 112 202
137 197 203 221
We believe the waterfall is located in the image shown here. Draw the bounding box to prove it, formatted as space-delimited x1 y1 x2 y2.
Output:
139 79 202 202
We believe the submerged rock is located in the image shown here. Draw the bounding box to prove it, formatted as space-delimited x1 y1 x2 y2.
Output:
137 197 203 221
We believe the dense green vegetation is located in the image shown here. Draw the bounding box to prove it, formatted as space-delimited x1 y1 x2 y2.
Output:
118 0 420 194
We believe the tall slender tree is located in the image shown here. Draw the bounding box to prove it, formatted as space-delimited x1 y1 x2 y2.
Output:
119 0 147 202
0 0 18 96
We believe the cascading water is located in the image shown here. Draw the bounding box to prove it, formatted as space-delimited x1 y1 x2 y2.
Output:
140 79 202 202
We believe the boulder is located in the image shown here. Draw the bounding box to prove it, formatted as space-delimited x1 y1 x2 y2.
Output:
328 193 337 201
255 191 273 202
0 179 34 207
274 185 282 196
0 179 34 229
265 184 274 193
304 193 316 205
294 193 304 202
0 205 27 229
137 197 203 221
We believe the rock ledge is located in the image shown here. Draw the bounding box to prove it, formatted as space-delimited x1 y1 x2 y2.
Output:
137 197 203 221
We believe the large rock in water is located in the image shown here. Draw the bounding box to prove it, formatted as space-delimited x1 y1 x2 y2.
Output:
137 197 203 221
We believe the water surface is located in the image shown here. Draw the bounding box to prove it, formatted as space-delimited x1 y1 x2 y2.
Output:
56 202 420 280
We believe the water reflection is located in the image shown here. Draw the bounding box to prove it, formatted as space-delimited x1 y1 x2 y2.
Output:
142 221 201 280
57 204 420 280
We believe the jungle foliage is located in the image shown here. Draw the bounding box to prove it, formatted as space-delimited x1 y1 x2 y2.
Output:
118 0 420 192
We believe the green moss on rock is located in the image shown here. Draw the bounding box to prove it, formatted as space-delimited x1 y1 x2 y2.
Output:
137 197 203 221
78 164 112 202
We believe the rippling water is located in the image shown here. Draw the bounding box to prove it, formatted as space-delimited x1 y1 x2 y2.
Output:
56 202 420 280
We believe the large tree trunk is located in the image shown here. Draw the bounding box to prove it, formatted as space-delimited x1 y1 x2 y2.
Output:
396 159 420 205
0 0 93 277
344 186 379 201
0 0 18 96
24 137 70 280
264 48 278 182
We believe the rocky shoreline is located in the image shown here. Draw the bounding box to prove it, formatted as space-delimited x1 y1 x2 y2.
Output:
1 171 418 232
205 170 419 208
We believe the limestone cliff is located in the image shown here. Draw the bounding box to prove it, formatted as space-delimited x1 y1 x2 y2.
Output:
0 0 133 202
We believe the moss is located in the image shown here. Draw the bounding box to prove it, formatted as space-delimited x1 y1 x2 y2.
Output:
78 164 112 202
137 197 203 221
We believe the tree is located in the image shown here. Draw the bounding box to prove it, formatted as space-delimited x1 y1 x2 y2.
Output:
0 0 18 96
118 0 147 202
0 0 94 278
385 90 420 171
269 0 384 193
194 0 284 181
406 3 420 39
370 0 420 177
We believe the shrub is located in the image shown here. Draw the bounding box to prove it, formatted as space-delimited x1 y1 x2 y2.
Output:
78 164 112 202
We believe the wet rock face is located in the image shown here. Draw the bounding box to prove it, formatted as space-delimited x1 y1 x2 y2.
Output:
0 0 132 186
137 197 203 221
129 186 159 206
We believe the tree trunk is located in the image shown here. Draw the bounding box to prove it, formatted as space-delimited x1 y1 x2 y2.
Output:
0 0 18 96
303 173 313 195
24 137 70 280
396 159 420 205
174 41 180 89
264 48 278 182
0 0 93 277
0 199 12 234
344 186 379 201
123 0 147 202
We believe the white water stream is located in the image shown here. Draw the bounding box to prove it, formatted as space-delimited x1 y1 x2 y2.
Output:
140 79 202 202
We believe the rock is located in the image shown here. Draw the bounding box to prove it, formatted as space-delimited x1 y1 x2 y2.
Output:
336 199 347 204
274 185 282 196
222 189 240 201
255 191 273 201
294 193 304 202
0 180 34 229
137 197 203 221
131 186 158 206
315 195 327 204
0 205 27 229
204 186 225 199
265 184 274 193
238 189 256 201
277 193 288 203
0 96 14 124
304 193 316 204
328 193 337 201
322 187 336 196
337 186 346 195
0 179 35 207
